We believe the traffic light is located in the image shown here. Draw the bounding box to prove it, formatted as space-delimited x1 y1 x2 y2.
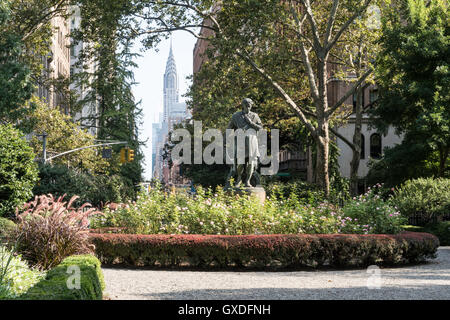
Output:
128 149 135 162
120 148 127 164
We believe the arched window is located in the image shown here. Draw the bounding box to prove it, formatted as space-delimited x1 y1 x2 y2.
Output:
370 133 382 159
360 133 365 159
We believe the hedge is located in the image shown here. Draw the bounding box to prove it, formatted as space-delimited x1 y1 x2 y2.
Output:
89 232 439 269
20 255 105 300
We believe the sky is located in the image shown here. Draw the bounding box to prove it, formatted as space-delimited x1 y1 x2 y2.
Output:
131 31 197 181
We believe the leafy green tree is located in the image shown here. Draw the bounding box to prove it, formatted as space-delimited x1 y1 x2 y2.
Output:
0 1 34 122
71 0 144 186
34 164 135 208
370 0 449 180
185 2 381 196
19 96 110 173
0 124 38 217
126 0 384 196
7 0 71 107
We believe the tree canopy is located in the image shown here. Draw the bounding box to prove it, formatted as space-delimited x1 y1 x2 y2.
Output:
0 1 34 122
369 0 449 182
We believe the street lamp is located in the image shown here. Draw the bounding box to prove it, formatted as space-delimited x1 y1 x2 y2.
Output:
36 132 48 164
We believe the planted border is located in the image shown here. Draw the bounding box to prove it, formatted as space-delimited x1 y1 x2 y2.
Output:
89 232 439 269
20 255 105 300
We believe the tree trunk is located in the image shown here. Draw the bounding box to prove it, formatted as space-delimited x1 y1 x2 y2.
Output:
315 53 331 197
438 145 449 177
350 85 363 196
316 120 330 197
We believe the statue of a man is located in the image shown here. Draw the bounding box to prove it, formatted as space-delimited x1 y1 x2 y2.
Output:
226 98 263 188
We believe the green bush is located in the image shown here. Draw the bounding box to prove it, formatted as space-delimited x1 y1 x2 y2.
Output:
0 217 16 241
34 164 135 208
265 180 326 205
0 124 38 218
392 178 450 225
90 232 439 269
403 222 450 246
0 246 45 299
20 255 104 300
264 179 350 206
423 222 450 246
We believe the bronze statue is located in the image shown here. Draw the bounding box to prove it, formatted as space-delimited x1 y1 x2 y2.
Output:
226 98 263 188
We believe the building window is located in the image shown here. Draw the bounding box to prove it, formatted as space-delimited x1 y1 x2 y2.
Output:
360 133 365 159
370 133 382 159
352 90 365 112
369 89 379 104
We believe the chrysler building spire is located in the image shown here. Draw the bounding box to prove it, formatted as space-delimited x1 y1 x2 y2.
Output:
163 39 179 123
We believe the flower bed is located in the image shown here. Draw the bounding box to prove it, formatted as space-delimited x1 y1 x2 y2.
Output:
90 184 406 235
89 232 439 269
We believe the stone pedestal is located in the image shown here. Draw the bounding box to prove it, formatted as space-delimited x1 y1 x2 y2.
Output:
229 186 266 204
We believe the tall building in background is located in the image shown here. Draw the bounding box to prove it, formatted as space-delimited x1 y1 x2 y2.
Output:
163 42 187 130
70 6 99 136
152 44 189 184
36 12 71 113
163 43 179 123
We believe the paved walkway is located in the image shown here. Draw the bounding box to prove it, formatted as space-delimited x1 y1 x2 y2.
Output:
102 247 450 300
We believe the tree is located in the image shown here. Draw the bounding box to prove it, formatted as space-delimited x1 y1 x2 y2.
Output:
127 0 383 196
0 1 34 122
19 96 110 173
0 124 38 217
70 0 145 185
7 0 72 105
329 4 382 196
370 0 449 179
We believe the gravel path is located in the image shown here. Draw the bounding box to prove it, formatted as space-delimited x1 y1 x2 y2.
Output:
102 247 450 300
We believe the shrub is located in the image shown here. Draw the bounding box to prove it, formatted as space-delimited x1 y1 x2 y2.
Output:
392 178 450 225
342 184 407 234
265 180 326 206
423 222 450 246
0 217 16 241
0 246 45 299
264 179 350 206
89 232 439 269
12 194 101 270
20 254 104 300
0 124 38 218
34 164 135 208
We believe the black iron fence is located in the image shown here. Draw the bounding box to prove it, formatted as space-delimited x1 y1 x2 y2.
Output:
408 213 450 226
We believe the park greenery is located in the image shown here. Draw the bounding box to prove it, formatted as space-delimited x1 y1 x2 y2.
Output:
368 0 449 186
123 0 386 197
0 1 34 122
91 183 406 235
0 0 448 299
0 125 38 218
0 246 46 299
19 97 109 173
